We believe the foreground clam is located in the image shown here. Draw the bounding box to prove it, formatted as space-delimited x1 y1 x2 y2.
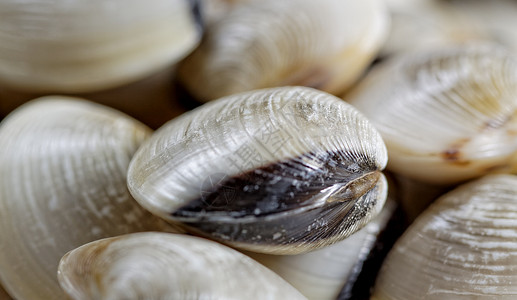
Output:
0 0 200 93
372 174 517 299
58 232 307 300
178 0 389 102
347 44 517 185
0 97 172 300
128 86 388 254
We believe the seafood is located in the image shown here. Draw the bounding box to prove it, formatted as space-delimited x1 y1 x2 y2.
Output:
0 0 200 93
0 97 173 299
58 232 307 300
128 86 388 254
347 44 517 185
373 174 517 299
178 0 389 102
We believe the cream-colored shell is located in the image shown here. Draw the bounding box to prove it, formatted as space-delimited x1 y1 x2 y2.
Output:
0 0 200 93
373 174 517 299
58 232 307 300
179 0 389 102
128 86 388 254
347 44 517 185
245 200 396 300
0 97 172 300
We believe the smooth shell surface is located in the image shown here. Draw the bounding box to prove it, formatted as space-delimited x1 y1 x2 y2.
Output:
128 86 388 254
179 0 389 102
373 174 517 299
0 97 172 300
245 199 396 300
0 0 200 92
347 44 517 185
58 232 307 300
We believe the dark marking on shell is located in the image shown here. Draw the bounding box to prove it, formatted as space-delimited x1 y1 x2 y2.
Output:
171 151 382 250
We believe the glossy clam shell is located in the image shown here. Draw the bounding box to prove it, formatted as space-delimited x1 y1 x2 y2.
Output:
0 0 200 93
0 97 172 300
373 174 517 299
347 44 517 185
58 232 307 300
128 86 388 254
178 0 389 102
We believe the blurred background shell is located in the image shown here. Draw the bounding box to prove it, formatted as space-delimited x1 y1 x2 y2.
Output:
0 0 200 93
0 97 174 300
128 87 388 255
58 232 307 300
178 0 389 102
347 44 517 186
372 174 517 299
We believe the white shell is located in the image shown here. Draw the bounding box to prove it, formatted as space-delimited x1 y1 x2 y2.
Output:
128 86 388 254
347 44 517 185
245 199 396 300
373 174 517 299
0 0 200 93
179 0 389 102
58 232 307 300
0 97 173 300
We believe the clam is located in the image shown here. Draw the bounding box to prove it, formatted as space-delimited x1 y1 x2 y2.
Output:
0 0 200 93
57 232 307 300
128 86 388 254
244 199 397 300
0 97 173 300
372 174 517 299
347 44 517 185
178 0 389 102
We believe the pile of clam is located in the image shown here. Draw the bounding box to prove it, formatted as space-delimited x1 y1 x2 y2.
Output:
1 0 517 299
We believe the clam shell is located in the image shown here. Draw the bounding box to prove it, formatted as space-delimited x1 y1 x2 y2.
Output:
0 97 172 300
0 0 200 93
178 0 389 102
373 174 517 299
58 232 307 300
128 86 388 254
347 44 517 185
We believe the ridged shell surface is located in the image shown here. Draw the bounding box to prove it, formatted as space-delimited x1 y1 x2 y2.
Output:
179 0 389 102
373 174 517 299
58 232 307 300
347 44 517 185
128 86 388 254
0 97 171 300
0 0 200 92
